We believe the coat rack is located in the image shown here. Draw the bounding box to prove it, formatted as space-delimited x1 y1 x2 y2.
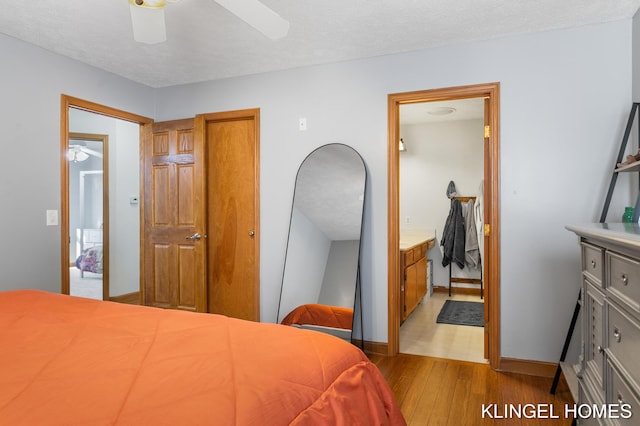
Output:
445 196 483 298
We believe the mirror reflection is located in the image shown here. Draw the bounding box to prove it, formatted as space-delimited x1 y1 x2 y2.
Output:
278 143 366 342
68 134 106 300
65 108 141 302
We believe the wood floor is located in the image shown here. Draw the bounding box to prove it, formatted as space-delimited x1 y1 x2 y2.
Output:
368 353 575 425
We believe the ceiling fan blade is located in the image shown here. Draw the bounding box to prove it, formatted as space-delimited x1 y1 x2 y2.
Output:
81 147 103 159
129 1 167 44
214 0 289 40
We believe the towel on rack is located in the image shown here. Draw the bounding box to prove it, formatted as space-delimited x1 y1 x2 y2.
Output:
441 199 465 269
475 181 484 264
464 199 480 269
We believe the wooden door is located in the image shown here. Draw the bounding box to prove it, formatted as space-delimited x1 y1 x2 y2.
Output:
199 109 260 321
141 118 207 312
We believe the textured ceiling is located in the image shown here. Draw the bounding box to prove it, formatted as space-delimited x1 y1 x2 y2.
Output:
1 0 639 88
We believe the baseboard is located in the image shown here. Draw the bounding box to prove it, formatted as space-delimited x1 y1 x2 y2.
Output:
433 286 482 297
109 292 140 305
498 357 557 378
361 342 556 378
361 340 389 357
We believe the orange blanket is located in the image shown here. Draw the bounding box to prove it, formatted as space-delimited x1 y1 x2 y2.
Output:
281 303 354 330
0 290 405 425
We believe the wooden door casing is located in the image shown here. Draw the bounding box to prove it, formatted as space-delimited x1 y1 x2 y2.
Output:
142 118 207 312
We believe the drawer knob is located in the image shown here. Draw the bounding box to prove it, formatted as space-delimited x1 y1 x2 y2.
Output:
597 345 604 353
614 327 622 343
621 274 629 286
591 260 597 268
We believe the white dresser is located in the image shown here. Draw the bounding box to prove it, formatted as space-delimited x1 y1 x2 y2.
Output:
567 224 640 425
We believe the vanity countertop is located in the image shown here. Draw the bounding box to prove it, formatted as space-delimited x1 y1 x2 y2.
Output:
400 229 436 251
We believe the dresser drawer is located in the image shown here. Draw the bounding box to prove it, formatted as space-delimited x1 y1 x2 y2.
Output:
607 252 640 314
403 248 415 266
582 242 604 286
418 242 427 259
607 302 640 390
607 362 638 425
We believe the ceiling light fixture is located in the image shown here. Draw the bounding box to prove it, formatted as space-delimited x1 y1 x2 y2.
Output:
427 106 456 116
129 0 167 44
69 148 89 163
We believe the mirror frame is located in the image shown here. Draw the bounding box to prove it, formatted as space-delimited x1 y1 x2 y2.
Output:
277 143 367 343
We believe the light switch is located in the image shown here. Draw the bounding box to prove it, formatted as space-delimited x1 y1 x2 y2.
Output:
46 210 58 226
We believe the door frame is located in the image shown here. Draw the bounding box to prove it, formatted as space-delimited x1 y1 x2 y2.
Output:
60 95 153 298
387 82 501 369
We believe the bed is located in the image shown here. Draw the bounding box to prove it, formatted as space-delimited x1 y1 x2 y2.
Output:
75 244 103 276
0 290 405 425
74 228 103 277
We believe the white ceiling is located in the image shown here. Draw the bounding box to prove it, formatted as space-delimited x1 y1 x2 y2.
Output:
401 98 485 124
1 0 639 88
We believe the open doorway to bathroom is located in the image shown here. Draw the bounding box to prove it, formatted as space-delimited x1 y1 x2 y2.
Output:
387 83 500 369
398 98 486 363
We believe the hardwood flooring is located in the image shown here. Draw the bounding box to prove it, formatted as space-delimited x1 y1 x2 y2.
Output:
368 353 575 425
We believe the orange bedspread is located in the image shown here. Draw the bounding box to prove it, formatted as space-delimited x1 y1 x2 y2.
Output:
0 290 405 425
281 303 353 330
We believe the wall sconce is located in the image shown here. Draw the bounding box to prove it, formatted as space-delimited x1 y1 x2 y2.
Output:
399 138 407 152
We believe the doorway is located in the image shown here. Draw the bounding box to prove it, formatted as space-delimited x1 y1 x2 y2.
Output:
68 133 107 300
61 95 152 302
387 83 501 369
398 98 485 363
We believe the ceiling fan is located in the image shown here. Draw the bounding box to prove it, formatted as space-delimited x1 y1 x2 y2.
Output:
69 143 103 163
129 0 290 44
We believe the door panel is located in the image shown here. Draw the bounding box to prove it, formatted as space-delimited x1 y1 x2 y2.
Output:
201 110 260 321
142 118 206 312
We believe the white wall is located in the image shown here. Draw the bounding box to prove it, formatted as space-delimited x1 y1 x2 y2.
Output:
1 18 637 363
0 34 154 293
399 119 484 288
318 240 360 308
155 19 634 362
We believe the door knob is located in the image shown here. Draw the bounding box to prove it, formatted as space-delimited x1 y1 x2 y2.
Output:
185 233 201 241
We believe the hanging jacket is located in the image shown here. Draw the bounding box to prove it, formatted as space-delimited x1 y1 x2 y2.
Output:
441 199 465 269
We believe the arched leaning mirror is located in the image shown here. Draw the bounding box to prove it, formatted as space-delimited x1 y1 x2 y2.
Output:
277 143 366 343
